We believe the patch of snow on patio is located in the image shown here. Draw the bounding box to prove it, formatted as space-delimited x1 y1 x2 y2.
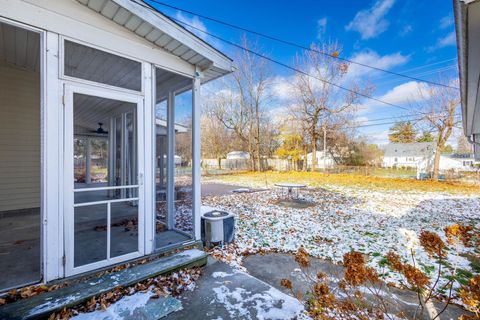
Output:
212 284 305 320
212 271 235 278
71 291 154 320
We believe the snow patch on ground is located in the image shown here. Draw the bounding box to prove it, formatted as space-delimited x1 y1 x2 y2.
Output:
211 270 307 319
212 285 305 320
71 291 154 320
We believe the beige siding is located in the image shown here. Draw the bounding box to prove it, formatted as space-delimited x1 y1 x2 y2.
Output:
0 63 40 211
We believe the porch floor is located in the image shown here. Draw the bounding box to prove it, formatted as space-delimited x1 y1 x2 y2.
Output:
0 248 207 320
0 204 191 291
0 209 41 290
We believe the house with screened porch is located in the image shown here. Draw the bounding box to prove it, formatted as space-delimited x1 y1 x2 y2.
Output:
0 0 233 295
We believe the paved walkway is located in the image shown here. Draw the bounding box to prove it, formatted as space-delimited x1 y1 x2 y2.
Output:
243 253 470 320
201 182 248 197
167 257 305 320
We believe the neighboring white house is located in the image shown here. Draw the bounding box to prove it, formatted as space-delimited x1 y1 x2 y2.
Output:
418 153 479 173
305 151 336 169
226 151 250 160
0 0 233 292
383 143 478 174
383 142 436 168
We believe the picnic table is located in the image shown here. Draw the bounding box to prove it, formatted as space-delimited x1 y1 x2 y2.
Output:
274 183 306 199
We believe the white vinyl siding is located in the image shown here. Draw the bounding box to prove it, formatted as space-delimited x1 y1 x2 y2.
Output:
0 63 40 212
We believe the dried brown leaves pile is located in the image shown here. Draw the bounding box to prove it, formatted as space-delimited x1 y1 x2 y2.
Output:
281 223 480 320
48 268 201 320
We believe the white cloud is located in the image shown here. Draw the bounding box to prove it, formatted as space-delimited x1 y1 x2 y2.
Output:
174 12 223 50
399 24 413 37
353 116 369 124
379 81 429 105
427 31 456 52
437 31 456 47
439 16 454 29
346 50 409 80
345 0 396 40
317 17 328 40
368 130 390 145
357 81 430 113
271 77 295 101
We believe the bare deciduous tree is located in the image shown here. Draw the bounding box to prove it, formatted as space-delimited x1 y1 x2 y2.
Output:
419 78 461 180
290 42 371 170
200 114 232 169
207 36 272 171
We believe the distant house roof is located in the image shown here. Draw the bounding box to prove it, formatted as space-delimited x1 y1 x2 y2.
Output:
442 153 475 160
226 151 250 159
384 142 436 158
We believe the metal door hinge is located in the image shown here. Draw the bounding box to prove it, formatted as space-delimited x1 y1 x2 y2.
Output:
62 255 66 266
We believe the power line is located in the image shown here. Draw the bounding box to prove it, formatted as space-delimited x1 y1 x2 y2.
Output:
353 113 456 125
348 114 462 129
144 0 459 90
376 65 458 87
167 16 413 112
133 0 458 119
370 58 457 83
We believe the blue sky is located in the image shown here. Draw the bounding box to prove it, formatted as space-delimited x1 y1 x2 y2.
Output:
147 0 459 145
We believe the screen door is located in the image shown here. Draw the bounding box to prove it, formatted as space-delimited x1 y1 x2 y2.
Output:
64 84 144 276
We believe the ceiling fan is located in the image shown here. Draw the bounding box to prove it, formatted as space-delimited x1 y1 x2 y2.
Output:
90 122 108 135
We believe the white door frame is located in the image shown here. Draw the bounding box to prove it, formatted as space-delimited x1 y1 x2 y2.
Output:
63 82 145 276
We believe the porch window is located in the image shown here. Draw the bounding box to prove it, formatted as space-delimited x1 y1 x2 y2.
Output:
64 40 142 92
0 21 42 290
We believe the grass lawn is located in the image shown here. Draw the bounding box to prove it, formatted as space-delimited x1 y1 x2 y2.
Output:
204 170 480 194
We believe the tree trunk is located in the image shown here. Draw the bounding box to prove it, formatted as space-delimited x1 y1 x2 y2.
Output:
256 143 261 172
217 157 222 170
255 102 262 172
432 148 441 180
303 149 308 172
311 140 317 172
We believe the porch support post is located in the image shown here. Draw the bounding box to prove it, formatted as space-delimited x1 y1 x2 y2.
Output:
167 90 175 230
120 113 127 198
108 117 116 196
44 31 62 282
85 137 91 184
144 63 155 254
192 71 202 240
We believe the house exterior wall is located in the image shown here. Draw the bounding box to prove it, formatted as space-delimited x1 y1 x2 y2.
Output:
306 151 335 169
383 156 421 168
0 63 40 212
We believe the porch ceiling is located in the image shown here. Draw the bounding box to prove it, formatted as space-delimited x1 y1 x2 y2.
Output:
76 0 233 83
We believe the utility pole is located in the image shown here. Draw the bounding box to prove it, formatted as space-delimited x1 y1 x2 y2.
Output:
323 123 327 171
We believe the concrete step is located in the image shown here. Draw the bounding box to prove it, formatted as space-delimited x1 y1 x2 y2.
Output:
0 249 207 320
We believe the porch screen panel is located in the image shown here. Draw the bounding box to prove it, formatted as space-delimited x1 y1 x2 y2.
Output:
154 67 193 250
0 22 41 290
155 100 168 238
74 204 107 267
64 40 142 91
173 91 193 235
